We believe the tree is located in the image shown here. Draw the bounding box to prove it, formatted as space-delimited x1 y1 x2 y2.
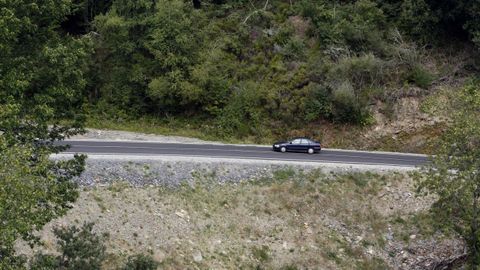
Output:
0 138 85 269
416 81 480 267
0 0 90 148
0 0 88 267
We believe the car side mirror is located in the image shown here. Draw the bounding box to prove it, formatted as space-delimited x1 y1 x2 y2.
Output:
289 142 292 144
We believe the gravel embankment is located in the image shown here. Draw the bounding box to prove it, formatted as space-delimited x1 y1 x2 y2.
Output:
65 128 423 187
54 154 416 187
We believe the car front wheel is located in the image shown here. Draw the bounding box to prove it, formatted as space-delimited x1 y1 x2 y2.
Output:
280 147 286 153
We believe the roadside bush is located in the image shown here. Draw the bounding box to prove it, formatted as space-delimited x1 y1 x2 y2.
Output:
215 82 266 138
304 83 333 121
330 82 372 125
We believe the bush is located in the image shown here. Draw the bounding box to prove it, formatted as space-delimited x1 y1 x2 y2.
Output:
330 82 372 125
406 65 434 89
215 81 266 138
29 223 160 270
122 254 159 270
30 223 106 270
329 54 388 92
304 83 332 121
298 0 388 53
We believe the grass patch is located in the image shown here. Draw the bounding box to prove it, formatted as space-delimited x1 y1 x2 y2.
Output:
251 245 271 262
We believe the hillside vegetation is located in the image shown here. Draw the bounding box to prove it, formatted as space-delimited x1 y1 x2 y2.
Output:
61 0 479 147
1 1 480 269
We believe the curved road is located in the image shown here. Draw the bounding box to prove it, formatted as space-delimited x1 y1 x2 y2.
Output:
60 140 428 167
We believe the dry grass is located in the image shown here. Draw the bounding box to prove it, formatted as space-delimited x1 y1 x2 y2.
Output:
18 171 438 269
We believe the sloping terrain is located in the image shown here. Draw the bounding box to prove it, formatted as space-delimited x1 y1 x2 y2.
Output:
17 171 464 269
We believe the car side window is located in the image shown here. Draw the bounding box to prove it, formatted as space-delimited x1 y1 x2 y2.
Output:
304 139 312 144
299 139 307 144
292 139 302 144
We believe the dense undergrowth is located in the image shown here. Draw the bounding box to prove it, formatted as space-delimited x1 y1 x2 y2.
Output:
72 0 480 142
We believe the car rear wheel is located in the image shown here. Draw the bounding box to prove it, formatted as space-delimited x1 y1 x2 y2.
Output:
280 147 286 153
308 148 314 154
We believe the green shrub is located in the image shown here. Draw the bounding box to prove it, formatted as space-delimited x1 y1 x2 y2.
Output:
30 223 106 270
329 54 388 91
122 254 159 270
330 81 373 125
215 82 266 138
298 0 388 53
406 65 434 89
304 83 333 121
251 245 270 262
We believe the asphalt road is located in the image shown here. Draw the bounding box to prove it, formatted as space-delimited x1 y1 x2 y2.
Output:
59 140 429 167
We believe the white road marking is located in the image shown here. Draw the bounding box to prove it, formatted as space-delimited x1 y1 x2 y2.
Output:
62 152 418 167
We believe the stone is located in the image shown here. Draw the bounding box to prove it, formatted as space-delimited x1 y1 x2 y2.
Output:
175 209 188 218
193 251 203 262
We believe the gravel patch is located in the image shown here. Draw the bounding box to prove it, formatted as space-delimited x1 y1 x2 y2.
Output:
71 128 223 144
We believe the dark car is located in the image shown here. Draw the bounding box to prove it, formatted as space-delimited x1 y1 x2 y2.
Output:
272 137 321 154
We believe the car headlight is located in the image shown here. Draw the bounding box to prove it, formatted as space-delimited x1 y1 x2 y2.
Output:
274 144 280 148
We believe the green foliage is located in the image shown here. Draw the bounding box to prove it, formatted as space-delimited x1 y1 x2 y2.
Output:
405 65 434 89
298 0 388 53
304 83 332 121
0 139 85 269
0 0 89 146
251 245 271 262
30 223 106 270
28 0 475 140
378 0 480 45
0 1 88 267
88 0 402 137
28 224 160 270
215 81 266 137
415 81 480 267
329 54 388 91
329 82 372 125
122 254 159 270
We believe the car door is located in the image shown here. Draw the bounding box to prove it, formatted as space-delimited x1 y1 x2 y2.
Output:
299 139 310 152
287 139 303 152
304 139 314 150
